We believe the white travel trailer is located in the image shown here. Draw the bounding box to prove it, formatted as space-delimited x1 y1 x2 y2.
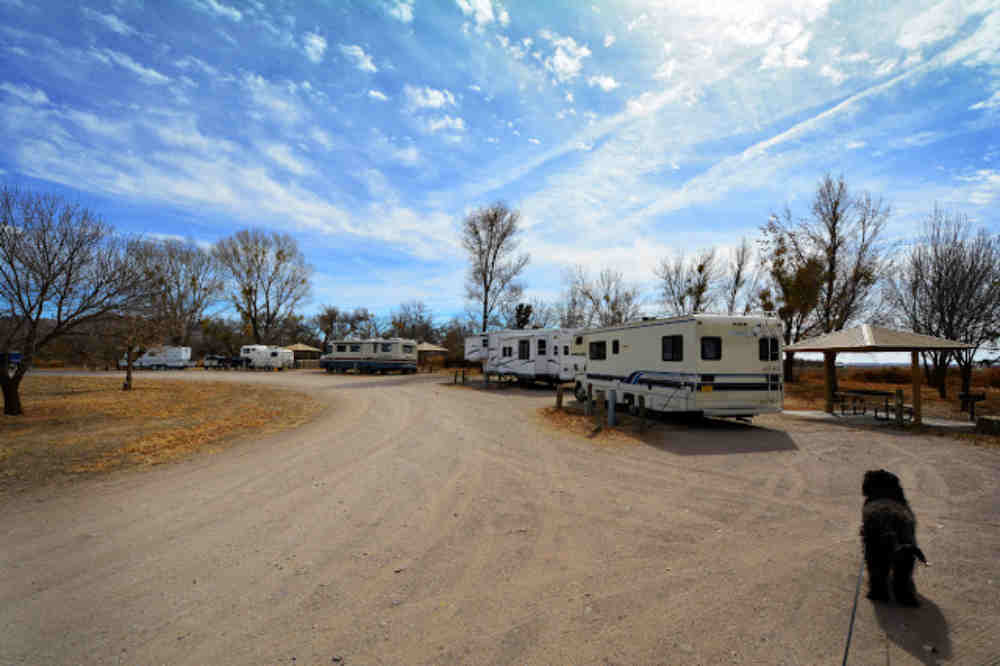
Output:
572 314 783 419
485 328 584 385
119 346 192 370
240 345 294 370
464 334 490 363
319 338 418 373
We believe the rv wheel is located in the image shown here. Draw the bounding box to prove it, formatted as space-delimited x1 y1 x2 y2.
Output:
574 382 587 403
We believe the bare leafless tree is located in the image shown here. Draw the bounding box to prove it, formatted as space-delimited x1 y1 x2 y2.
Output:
153 238 224 346
0 187 138 414
888 207 1000 399
569 265 642 328
655 248 719 316
461 202 529 333
213 229 312 344
721 238 761 315
390 300 437 342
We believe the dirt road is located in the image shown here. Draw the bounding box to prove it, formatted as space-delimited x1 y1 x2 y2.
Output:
2 371 998 664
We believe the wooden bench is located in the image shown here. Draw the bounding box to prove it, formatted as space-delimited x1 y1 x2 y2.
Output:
959 392 987 422
977 415 1000 435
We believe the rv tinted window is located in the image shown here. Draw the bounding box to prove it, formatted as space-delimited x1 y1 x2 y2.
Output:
270 351 278 357
382 343 392 352
758 337 780 361
701 337 722 360
563 345 569 355
350 344 361 352
503 346 512 357
576 336 583 345
403 345 414 353
482 337 488 347
537 339 547 355
589 341 607 360
612 340 620 354
336 344 347 352
518 340 530 360
662 335 683 361
553 345 558 356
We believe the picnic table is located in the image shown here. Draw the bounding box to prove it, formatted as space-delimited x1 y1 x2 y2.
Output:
959 392 987 421
834 389 896 419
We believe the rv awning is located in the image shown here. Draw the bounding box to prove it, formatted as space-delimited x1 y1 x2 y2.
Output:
785 325 972 353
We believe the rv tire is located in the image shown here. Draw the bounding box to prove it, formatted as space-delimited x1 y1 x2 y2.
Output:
574 382 587 403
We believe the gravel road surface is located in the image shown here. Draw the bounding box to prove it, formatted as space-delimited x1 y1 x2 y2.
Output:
2 370 998 665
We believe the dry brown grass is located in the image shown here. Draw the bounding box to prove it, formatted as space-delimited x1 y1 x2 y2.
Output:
1 375 322 490
784 366 1000 420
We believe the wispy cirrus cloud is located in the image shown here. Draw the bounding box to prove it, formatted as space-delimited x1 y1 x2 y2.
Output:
81 7 136 36
302 32 327 63
0 81 50 105
339 43 377 72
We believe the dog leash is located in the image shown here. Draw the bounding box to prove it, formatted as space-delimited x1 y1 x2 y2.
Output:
841 554 866 666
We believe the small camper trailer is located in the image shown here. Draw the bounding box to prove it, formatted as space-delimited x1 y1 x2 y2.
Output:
572 314 783 419
119 346 192 370
319 338 418 374
484 328 584 385
239 345 294 370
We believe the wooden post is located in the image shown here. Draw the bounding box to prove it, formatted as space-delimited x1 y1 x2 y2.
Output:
911 350 922 425
585 384 593 416
556 384 564 410
462 368 466 385
895 389 904 427
638 395 647 433
595 390 605 428
607 389 617 427
824 351 836 414
454 370 458 384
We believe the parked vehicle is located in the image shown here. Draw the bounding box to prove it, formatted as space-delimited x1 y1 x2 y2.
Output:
320 338 418 374
119 346 192 370
240 345 294 370
483 328 584 385
203 354 239 369
572 314 783 419
464 334 490 363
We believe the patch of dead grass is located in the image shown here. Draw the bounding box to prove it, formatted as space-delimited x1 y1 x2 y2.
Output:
1 375 322 490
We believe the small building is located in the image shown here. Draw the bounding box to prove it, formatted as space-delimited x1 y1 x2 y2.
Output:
286 343 322 362
417 342 448 367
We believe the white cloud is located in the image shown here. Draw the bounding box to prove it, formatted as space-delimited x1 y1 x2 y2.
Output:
368 89 389 101
956 169 1000 205
386 0 414 22
970 90 1000 110
193 0 241 21
339 44 377 73
456 0 506 31
528 137 540 144
654 59 677 79
242 72 305 124
0 82 50 105
565 91 574 103
846 140 867 150
539 29 591 83
81 8 136 36
404 84 456 110
761 31 812 69
175 55 219 78
426 115 466 132
393 145 420 164
588 74 618 91
303 32 327 63
311 128 334 149
820 63 846 84
262 143 311 176
604 33 615 48
874 58 897 77
95 48 171 84
896 0 983 50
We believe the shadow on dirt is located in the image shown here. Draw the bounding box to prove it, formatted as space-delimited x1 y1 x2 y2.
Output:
873 595 951 665
637 414 799 455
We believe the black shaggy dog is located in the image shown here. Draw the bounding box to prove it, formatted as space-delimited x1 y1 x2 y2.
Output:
861 469 927 606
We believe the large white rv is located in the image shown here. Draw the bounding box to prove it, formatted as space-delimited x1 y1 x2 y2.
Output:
484 328 584 385
319 338 418 374
464 334 490 363
240 345 294 370
572 315 783 419
119 346 192 370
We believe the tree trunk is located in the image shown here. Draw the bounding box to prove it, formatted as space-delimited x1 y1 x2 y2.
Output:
123 349 134 391
933 361 948 399
783 351 795 383
959 362 973 409
2 373 23 416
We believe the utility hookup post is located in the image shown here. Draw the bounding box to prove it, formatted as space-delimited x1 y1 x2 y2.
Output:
607 389 617 427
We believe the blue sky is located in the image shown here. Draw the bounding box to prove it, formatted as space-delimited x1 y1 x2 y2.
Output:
1 0 998 325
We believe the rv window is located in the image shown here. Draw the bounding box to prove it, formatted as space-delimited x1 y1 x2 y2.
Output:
403 345 414 353
336 344 347 352
770 337 780 360
518 340 530 360
701 337 722 360
758 337 780 361
482 337 488 347
589 341 607 360
537 339 547 355
553 345 558 356
662 335 683 361
575 336 583 345
503 346 512 357
270 351 278 357
612 340 620 354
373 343 379 353
382 343 392 352
563 345 569 356
350 344 361 352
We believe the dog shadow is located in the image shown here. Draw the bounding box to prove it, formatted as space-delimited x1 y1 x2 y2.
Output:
873 595 951 665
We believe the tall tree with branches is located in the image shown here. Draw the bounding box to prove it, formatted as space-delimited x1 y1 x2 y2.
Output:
213 229 312 344
655 248 719 316
461 202 529 333
0 187 139 415
154 238 224 346
888 207 1000 399
569 265 642 328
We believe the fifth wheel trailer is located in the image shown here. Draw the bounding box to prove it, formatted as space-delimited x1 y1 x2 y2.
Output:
572 314 783 419
483 328 584 385
118 346 192 370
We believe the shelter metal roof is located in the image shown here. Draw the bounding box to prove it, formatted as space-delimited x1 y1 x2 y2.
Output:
784 325 974 353
416 342 449 352
286 343 322 352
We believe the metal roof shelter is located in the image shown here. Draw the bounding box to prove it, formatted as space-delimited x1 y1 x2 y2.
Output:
785 324 973 424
